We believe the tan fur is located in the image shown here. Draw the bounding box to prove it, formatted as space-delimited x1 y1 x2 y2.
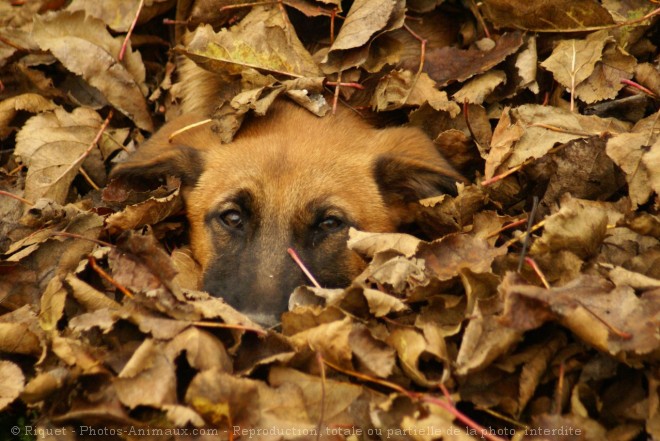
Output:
111 101 463 325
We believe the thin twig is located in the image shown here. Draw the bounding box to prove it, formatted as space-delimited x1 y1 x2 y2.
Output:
332 70 342 115
119 0 144 61
621 78 658 98
480 163 524 186
168 119 213 142
78 167 100 190
0 190 33 206
219 0 278 12
525 257 550 289
89 255 134 299
570 40 576 112
402 21 427 105
50 231 114 248
575 299 633 339
517 196 539 272
52 111 113 187
325 81 364 90
192 320 266 336
526 123 601 137
330 8 336 44
287 248 321 288
485 218 527 239
467 0 490 38
503 219 546 249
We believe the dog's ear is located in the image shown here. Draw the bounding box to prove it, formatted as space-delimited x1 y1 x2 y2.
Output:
110 114 212 187
373 126 466 225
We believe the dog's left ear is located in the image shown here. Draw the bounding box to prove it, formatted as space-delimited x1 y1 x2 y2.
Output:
373 126 466 223
373 126 466 199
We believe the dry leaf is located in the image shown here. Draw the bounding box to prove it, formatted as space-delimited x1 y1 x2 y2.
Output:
180 7 321 79
15 108 104 203
32 11 153 131
482 0 614 31
0 361 25 411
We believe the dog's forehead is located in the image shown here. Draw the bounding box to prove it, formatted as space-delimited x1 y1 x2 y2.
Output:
200 141 378 200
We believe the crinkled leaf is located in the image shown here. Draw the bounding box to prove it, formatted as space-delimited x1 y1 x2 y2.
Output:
32 11 153 131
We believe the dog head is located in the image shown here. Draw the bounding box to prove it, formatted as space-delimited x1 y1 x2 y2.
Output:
111 102 463 326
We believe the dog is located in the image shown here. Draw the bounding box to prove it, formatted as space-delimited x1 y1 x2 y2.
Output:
110 100 464 326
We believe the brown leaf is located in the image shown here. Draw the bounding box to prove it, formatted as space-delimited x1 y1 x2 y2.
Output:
322 0 405 72
21 367 69 404
487 104 631 177
575 42 636 104
635 63 660 96
455 296 522 376
484 106 525 178
367 257 428 296
388 326 447 386
418 233 507 281
15 108 104 204
180 7 322 79
372 70 460 115
288 317 354 368
348 228 421 259
422 32 523 87
349 324 396 378
500 274 660 359
541 30 610 92
482 0 614 31
525 137 625 211
0 93 57 138
0 306 46 358
166 327 233 373
67 0 175 32
105 186 183 234
452 70 507 105
606 112 660 208
269 366 366 423
416 184 488 237
532 195 609 259
51 334 107 374
32 11 153 131
0 361 24 411
187 368 313 431
115 339 177 409
65 273 121 311
39 276 67 332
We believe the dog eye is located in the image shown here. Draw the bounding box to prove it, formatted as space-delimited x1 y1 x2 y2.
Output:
219 209 244 230
317 216 344 233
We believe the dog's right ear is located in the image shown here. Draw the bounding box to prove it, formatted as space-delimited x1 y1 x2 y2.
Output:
110 114 212 187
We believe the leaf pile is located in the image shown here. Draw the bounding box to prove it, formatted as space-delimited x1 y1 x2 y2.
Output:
1 0 660 440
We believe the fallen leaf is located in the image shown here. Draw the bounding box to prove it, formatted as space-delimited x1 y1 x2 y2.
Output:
32 11 153 131
115 339 177 409
575 42 636 103
322 0 405 71
180 6 322 79
418 233 507 281
532 195 609 259
482 0 614 31
422 32 523 87
373 69 460 115
452 70 507 105
0 361 25 411
15 108 105 204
